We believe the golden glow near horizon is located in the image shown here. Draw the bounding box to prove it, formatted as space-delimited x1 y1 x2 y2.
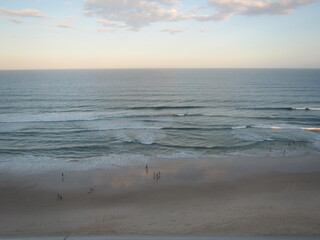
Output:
0 0 320 70
302 128 320 131
270 126 320 131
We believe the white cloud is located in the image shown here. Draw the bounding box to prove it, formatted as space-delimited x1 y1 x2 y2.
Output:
84 0 319 31
84 0 187 30
0 8 50 19
161 28 186 34
207 0 319 19
0 8 80 30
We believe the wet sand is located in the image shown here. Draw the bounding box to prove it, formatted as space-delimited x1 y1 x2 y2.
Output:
1 155 320 236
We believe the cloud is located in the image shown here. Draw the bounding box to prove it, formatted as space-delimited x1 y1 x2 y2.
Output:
84 0 187 30
152 0 179 6
207 0 319 19
97 19 126 28
7 17 23 24
0 8 50 19
161 28 186 34
55 24 77 29
84 0 319 31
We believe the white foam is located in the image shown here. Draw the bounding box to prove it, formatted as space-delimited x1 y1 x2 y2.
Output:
114 128 166 145
235 132 274 142
0 154 151 174
232 126 248 129
156 151 203 159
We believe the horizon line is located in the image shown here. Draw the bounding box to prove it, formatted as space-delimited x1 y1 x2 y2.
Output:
1 67 320 71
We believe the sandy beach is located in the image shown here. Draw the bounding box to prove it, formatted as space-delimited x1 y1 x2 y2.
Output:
1 154 320 236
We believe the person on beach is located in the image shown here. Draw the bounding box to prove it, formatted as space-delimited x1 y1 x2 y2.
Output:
284 150 286 157
146 165 148 174
62 172 64 181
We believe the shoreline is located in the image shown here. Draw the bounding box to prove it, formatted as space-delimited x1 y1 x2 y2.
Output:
1 149 320 176
1 155 320 236
0 236 319 240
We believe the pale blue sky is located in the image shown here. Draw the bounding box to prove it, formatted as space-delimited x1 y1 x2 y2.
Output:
0 0 320 69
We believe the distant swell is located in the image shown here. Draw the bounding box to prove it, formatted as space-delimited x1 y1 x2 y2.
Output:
232 124 320 131
239 107 320 111
251 124 320 131
0 114 101 123
125 106 207 110
0 112 227 123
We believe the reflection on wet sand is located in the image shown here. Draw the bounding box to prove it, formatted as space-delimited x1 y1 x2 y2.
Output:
1 155 320 236
86 160 227 191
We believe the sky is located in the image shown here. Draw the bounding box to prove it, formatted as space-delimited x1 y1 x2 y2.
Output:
0 0 320 70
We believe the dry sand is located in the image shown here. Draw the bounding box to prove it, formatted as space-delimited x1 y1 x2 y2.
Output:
1 155 320 236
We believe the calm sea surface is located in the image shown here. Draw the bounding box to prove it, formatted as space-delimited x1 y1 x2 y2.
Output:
0 69 319 172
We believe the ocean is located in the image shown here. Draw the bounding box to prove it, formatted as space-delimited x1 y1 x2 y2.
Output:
0 69 319 173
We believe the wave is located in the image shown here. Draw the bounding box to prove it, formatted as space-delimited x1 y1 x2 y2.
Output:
293 107 320 111
235 133 275 143
232 124 320 131
251 124 320 131
0 111 229 123
0 113 102 123
0 144 111 155
124 106 207 110
230 124 320 131
89 125 164 131
149 141 263 151
239 107 320 111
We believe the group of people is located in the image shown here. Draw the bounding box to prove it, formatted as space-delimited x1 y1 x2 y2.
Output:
154 171 161 180
146 165 161 181
57 193 63 200
57 172 64 200
268 141 307 157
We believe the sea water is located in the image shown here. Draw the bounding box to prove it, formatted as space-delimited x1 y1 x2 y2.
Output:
0 69 319 173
